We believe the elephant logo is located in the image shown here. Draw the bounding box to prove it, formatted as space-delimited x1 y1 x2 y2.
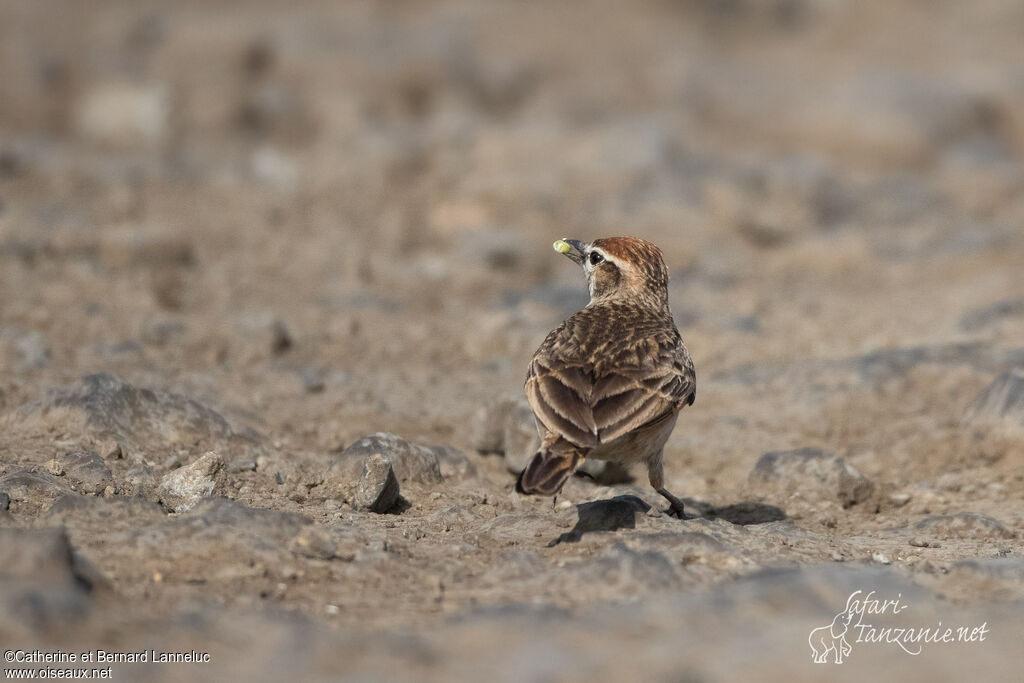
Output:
808 592 860 664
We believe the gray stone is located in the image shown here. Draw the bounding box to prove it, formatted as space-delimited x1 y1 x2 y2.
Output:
503 398 541 474
432 445 476 480
299 366 325 393
40 495 166 529
330 433 443 486
0 527 108 631
118 462 159 500
0 491 9 511
748 447 874 508
963 368 1024 432
116 498 316 583
288 525 354 561
959 299 1024 330
3 373 262 461
469 396 517 453
915 512 1014 540
0 328 51 370
158 451 227 513
75 81 170 146
0 471 80 517
99 229 195 269
45 450 114 495
951 557 1024 581
354 454 400 513
232 312 293 359
578 459 634 485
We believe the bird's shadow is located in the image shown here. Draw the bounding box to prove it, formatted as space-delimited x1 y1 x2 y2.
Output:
548 495 785 546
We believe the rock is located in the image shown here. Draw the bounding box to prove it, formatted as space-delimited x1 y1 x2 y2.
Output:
0 471 79 517
431 445 477 480
40 495 165 530
888 492 912 507
448 52 537 115
232 312 293 358
0 147 23 178
44 450 114 495
288 525 354 561
354 454 400 513
118 462 159 500
470 396 517 453
0 492 9 511
140 319 186 346
75 82 170 147
329 433 443 487
951 557 1024 582
0 328 51 370
158 452 227 513
99 229 196 269
503 398 541 474
468 395 540 473
959 299 1024 330
915 512 1015 540
236 83 309 139
101 439 124 460
748 447 874 508
114 498 316 584
4 373 262 461
963 368 1024 432
299 366 326 393
578 459 634 485
250 146 299 191
0 527 103 626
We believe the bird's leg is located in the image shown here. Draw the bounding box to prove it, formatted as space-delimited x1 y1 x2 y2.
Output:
648 454 686 519
656 487 687 519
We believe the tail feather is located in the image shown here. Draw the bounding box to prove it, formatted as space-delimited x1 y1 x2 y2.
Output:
516 447 584 496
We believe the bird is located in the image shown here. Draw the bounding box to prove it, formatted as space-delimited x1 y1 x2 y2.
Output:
515 236 696 517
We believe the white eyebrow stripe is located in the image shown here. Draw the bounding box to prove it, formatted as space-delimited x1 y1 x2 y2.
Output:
588 247 625 268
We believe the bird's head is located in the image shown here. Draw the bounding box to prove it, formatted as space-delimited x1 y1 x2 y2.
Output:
553 236 670 307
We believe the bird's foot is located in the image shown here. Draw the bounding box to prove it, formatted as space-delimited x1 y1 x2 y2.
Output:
657 488 687 520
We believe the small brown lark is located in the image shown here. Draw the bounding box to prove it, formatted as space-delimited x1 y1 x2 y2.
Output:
515 237 696 517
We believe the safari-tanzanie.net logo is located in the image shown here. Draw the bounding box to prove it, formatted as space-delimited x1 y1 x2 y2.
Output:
808 590 989 664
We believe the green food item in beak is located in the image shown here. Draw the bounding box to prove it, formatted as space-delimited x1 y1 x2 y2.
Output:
552 238 585 265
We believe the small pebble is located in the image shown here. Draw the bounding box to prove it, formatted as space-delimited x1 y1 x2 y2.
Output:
872 552 891 565
909 537 938 548
888 492 911 507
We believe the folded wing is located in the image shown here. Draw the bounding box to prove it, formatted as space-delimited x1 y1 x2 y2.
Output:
525 334 694 448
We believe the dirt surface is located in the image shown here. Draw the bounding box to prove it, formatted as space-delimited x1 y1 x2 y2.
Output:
1 1 1023 680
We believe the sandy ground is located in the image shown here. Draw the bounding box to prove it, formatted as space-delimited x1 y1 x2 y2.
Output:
1 1 1023 680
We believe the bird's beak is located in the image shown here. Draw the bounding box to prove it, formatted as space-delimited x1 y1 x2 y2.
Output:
553 238 586 266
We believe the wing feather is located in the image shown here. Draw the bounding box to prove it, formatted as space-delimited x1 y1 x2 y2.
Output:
525 309 695 449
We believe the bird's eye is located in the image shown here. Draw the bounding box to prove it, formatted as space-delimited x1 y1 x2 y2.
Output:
589 251 604 266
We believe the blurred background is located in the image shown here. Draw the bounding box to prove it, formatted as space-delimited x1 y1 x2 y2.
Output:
1 1 1023 679
3 0 1023 476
